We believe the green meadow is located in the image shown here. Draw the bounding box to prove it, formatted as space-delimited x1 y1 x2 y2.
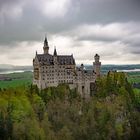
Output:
127 72 140 83
0 71 33 88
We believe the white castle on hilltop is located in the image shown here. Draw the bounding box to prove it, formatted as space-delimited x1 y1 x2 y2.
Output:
33 37 101 98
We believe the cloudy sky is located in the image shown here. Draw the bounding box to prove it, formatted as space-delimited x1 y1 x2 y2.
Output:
0 0 140 65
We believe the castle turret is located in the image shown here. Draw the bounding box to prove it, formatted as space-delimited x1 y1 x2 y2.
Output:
53 47 58 65
43 37 49 54
53 47 58 86
53 47 57 56
93 54 101 77
80 63 84 71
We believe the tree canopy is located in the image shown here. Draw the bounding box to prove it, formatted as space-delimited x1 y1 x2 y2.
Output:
0 72 140 140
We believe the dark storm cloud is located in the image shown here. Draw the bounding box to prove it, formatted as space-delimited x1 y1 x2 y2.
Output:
71 0 140 23
0 0 140 64
78 36 117 43
0 0 20 6
0 0 140 44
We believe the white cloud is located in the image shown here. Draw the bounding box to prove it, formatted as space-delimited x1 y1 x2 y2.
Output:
36 0 71 18
0 41 42 65
46 22 140 65
1 31 140 66
63 22 134 42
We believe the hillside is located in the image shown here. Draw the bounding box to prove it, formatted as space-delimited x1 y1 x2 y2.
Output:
0 64 32 73
0 72 140 140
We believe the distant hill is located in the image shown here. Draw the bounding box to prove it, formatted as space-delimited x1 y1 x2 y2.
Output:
85 64 140 73
1 64 140 74
0 64 14 69
0 64 33 73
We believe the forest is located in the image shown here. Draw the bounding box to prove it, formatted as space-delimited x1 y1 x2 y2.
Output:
0 72 140 140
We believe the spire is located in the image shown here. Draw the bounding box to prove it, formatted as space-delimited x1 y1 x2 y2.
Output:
53 46 57 56
43 35 49 54
44 36 48 47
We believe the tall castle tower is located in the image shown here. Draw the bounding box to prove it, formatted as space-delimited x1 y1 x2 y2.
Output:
93 54 101 77
43 37 49 54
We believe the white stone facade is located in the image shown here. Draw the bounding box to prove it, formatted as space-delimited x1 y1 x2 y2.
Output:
33 37 101 98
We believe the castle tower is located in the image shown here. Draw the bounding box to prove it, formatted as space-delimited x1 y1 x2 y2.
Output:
93 54 101 77
43 37 49 54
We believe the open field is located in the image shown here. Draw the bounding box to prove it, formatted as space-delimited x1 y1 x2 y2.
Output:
0 71 33 88
127 72 140 83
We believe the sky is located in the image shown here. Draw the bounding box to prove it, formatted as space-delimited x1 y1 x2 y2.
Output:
0 0 140 65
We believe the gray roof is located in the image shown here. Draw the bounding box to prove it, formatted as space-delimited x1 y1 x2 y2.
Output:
36 54 53 65
36 54 75 65
76 67 96 74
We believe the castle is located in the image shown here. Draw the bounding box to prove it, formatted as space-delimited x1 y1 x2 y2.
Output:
33 37 101 98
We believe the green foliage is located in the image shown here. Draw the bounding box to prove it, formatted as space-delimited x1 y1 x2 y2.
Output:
127 72 140 83
133 88 140 108
95 72 134 99
0 72 140 139
32 94 46 122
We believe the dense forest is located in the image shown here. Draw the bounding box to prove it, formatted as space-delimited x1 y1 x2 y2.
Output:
0 72 140 140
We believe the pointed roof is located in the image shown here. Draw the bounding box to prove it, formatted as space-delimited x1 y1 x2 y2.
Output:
95 54 99 57
44 36 49 47
54 47 57 56
36 54 75 65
